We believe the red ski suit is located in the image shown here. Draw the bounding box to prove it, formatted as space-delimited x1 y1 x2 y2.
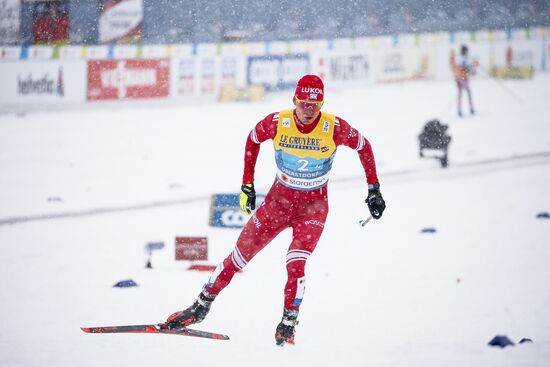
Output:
204 110 379 312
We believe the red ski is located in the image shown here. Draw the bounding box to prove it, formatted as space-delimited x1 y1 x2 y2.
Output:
81 323 229 340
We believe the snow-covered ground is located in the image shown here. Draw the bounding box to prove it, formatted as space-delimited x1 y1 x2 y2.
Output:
0 75 549 367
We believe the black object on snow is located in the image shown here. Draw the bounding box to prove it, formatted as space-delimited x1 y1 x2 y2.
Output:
420 227 437 233
418 119 452 168
536 212 550 219
113 279 138 288
488 335 514 348
519 338 533 344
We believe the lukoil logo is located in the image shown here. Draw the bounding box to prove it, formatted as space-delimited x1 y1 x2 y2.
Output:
301 87 323 95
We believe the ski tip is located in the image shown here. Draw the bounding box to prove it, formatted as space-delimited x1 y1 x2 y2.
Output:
80 327 91 333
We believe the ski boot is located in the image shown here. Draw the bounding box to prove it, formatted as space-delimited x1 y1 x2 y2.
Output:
275 309 298 346
163 291 214 330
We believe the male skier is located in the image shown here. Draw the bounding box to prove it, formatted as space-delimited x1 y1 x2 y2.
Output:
164 75 386 345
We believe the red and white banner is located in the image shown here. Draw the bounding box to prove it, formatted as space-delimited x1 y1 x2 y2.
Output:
87 59 170 101
175 237 208 261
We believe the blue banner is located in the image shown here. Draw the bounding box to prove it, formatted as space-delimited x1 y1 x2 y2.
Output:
247 54 310 91
209 193 265 228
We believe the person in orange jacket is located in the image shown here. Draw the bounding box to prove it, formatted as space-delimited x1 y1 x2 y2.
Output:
450 44 477 117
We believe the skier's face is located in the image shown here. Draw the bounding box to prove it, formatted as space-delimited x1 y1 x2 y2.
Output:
294 97 323 124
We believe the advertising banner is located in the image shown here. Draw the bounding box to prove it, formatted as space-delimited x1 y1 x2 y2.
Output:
488 42 537 79
0 60 86 104
314 52 372 85
376 47 436 82
209 193 265 228
87 59 169 101
200 57 216 94
220 56 239 86
247 54 310 91
99 0 143 44
0 0 20 44
176 57 196 96
175 237 208 261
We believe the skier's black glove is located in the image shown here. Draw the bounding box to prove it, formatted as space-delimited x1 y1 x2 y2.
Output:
240 183 256 215
366 182 386 219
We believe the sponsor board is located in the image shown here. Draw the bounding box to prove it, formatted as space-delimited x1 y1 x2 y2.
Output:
328 54 370 81
0 60 86 104
200 57 216 94
314 52 371 84
219 85 264 102
247 54 309 91
177 57 195 95
492 43 536 67
209 193 266 228
220 57 239 85
173 55 246 97
488 42 536 78
376 47 435 82
99 0 143 43
175 237 208 261
87 58 169 100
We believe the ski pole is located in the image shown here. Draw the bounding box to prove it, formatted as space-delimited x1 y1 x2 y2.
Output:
359 215 373 227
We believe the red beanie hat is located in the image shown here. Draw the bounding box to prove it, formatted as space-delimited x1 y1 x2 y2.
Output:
294 75 324 101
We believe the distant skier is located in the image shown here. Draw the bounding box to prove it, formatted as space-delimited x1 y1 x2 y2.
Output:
450 44 477 117
164 75 386 345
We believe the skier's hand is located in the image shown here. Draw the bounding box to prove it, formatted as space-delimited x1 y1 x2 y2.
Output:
366 182 385 219
240 183 256 215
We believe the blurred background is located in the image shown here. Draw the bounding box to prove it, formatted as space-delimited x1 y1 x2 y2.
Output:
0 0 549 46
1 0 549 114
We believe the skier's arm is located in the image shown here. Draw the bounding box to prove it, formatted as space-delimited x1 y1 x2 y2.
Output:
240 113 277 214
242 112 278 185
333 118 379 185
334 117 386 219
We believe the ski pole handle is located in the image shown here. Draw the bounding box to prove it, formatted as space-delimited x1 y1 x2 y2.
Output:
359 215 373 227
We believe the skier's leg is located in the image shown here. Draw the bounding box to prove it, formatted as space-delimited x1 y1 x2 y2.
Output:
205 197 289 295
166 197 289 329
456 79 464 116
275 196 328 345
284 196 328 312
466 81 474 114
